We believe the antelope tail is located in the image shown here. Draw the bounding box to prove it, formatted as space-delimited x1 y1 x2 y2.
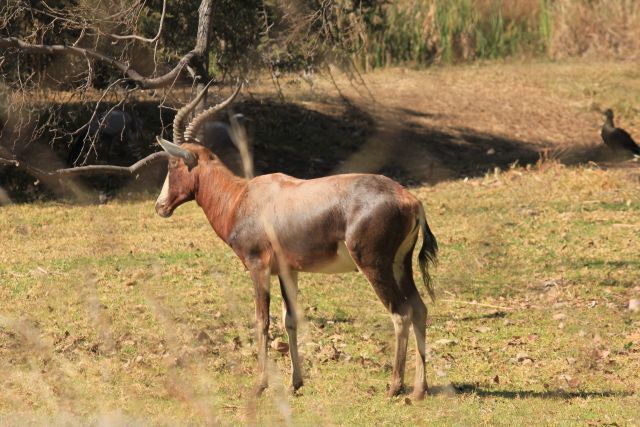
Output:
417 203 438 302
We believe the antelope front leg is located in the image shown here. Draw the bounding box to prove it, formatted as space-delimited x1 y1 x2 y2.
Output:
279 271 303 391
250 266 271 395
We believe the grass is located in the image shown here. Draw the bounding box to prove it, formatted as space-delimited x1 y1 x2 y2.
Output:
1 161 639 425
360 0 549 68
2 58 640 425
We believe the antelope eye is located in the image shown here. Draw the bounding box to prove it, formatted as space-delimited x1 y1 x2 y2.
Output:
169 158 179 167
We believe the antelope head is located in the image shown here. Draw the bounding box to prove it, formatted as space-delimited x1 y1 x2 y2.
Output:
155 83 242 217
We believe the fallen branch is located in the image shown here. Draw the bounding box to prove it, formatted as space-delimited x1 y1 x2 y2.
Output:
0 151 168 179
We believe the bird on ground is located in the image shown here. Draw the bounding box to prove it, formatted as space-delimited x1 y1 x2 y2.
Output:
600 109 640 157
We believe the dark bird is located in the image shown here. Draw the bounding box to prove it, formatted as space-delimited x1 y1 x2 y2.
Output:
601 109 640 156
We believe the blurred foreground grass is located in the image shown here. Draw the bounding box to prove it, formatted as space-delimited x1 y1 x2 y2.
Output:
1 162 639 425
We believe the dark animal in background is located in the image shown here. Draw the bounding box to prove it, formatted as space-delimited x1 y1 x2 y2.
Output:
68 110 142 166
154 85 439 400
600 109 640 157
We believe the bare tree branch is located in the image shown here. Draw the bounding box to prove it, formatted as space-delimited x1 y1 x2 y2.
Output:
1 0 217 90
0 37 199 89
108 0 167 43
0 151 168 179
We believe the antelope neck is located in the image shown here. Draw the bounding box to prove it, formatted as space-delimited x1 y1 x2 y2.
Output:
194 160 248 242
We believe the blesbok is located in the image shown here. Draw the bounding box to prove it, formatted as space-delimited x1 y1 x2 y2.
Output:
154 84 438 399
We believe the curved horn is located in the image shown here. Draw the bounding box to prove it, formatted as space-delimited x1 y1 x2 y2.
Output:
183 83 243 142
172 79 215 144
156 137 196 167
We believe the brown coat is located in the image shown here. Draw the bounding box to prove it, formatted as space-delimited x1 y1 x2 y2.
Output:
155 142 438 398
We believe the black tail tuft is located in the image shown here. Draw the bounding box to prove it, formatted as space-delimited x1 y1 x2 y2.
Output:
417 203 438 302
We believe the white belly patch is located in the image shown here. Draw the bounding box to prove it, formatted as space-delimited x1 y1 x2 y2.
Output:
305 241 357 274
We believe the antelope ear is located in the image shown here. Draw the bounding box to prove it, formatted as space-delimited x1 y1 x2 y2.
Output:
156 137 196 167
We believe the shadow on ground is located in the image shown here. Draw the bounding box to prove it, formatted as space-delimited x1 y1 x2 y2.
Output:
1 94 630 201
239 97 547 185
439 383 635 399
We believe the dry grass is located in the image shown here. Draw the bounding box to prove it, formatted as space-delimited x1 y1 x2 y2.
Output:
1 161 639 425
362 0 640 67
2 60 640 425
550 0 640 60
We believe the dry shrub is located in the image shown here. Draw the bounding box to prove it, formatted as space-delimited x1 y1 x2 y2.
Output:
549 0 640 59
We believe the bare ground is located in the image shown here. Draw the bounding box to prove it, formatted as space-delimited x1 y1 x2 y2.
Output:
3 60 639 201
242 60 640 184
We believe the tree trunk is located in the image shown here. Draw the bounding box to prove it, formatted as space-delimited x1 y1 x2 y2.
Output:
194 0 214 142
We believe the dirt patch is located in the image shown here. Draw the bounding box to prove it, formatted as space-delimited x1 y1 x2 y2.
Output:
2 62 638 201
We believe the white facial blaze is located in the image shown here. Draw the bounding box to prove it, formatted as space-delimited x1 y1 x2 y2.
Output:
156 173 170 207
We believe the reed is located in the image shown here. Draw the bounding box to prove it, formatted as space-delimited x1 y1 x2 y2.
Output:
354 0 640 68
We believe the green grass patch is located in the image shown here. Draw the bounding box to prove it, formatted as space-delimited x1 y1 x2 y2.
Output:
1 162 638 424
